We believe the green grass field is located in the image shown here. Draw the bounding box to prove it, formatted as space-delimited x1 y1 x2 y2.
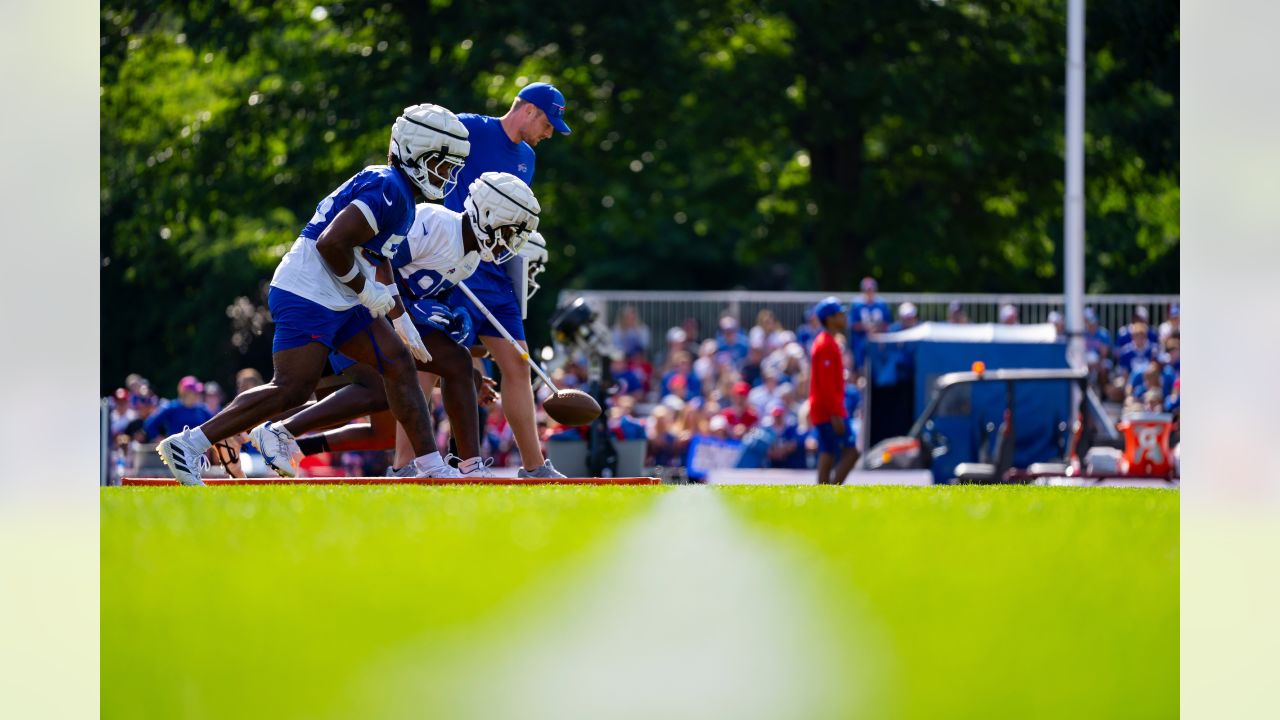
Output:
102 485 1177 719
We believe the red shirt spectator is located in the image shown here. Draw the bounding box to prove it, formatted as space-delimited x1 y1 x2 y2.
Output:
809 328 847 425
721 381 759 436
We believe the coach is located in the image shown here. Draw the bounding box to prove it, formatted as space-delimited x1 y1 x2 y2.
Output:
445 82 571 479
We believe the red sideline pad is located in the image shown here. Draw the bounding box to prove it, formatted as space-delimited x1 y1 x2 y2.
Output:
121 476 660 487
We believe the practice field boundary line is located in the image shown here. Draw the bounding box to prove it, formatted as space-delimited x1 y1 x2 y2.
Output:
121 476 660 487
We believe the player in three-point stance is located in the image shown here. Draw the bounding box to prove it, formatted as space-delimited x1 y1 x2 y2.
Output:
809 297 861 485
247 172 543 479
156 104 470 485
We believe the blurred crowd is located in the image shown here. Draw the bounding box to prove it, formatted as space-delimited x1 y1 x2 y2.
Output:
106 278 1179 478
543 277 1180 473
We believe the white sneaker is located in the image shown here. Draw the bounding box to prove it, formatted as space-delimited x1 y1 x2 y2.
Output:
414 456 463 479
517 459 568 479
249 421 301 478
386 463 416 478
157 427 211 486
456 456 496 478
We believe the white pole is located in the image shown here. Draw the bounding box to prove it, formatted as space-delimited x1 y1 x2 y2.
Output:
1064 0 1086 371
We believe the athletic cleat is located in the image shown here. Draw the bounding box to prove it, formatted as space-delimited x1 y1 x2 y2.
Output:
414 457 463 479
249 421 301 478
156 427 211 486
455 456 496 478
517 459 567 480
386 463 416 478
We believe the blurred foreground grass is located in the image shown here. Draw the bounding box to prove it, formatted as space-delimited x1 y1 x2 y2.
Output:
725 486 1179 719
103 485 1177 719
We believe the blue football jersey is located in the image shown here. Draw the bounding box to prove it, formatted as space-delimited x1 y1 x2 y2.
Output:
301 165 417 268
444 114 536 289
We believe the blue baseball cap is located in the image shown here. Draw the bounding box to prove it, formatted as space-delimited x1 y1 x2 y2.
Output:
517 82 572 135
814 296 844 323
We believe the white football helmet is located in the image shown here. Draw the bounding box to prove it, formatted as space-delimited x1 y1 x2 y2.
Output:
464 172 541 265
389 104 470 200
521 231 548 299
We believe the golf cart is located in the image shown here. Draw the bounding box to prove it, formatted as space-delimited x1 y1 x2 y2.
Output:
861 365 1133 484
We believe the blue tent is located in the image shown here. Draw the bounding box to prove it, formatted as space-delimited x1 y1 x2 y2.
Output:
866 323 1070 482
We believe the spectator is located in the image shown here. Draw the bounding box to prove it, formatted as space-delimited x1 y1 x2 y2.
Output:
1116 306 1158 347
646 405 679 467
1048 311 1065 340
747 369 785 415
947 300 970 324
1117 323 1157 377
661 351 702 399
1129 361 1165 403
796 305 822 350
109 388 135 437
122 384 160 442
749 309 788 353
1083 307 1111 362
692 339 720 386
124 373 148 396
235 367 265 396
889 302 918 332
740 345 765 387
716 315 750 364
809 297 860 485
1158 303 1180 344
848 276 892 368
998 304 1019 325
609 356 645 400
143 376 215 441
203 381 226 413
610 395 648 440
624 349 654 396
720 380 760 439
659 326 689 374
611 305 651 358
707 414 731 440
766 406 807 469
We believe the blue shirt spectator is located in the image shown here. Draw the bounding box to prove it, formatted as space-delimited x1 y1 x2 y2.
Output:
848 277 892 367
144 376 214 440
716 316 750 364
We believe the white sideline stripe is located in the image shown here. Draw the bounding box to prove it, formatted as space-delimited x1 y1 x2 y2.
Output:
407 488 867 719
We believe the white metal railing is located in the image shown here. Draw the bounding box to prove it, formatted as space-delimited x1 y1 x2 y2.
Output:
556 289 1179 354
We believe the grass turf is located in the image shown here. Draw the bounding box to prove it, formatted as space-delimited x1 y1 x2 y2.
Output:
102 485 1177 719
724 486 1179 719
101 486 664 719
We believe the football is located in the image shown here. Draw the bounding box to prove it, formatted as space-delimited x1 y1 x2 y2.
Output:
542 388 602 426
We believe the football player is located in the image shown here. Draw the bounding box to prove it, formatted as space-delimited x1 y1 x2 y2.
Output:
247 173 541 479
156 104 470 485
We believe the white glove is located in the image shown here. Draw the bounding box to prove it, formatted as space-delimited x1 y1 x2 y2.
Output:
357 281 395 319
392 313 432 364
520 231 549 265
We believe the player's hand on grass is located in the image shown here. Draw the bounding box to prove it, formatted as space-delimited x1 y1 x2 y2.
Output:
392 313 432 363
357 281 396 319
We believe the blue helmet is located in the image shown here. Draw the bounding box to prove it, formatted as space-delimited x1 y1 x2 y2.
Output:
814 296 844 323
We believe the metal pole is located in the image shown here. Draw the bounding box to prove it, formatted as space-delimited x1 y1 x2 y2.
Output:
1064 0 1086 370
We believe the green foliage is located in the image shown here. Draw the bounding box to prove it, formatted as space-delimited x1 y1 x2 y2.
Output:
101 0 1178 391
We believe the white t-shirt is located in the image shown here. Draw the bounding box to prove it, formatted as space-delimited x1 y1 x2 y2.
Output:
395 204 482 301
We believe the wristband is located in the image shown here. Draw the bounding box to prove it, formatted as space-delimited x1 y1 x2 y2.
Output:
335 262 360 283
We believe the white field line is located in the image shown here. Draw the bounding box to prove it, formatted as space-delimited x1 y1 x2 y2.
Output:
361 487 875 719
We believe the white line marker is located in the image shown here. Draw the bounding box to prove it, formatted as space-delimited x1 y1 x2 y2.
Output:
367 487 876 719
